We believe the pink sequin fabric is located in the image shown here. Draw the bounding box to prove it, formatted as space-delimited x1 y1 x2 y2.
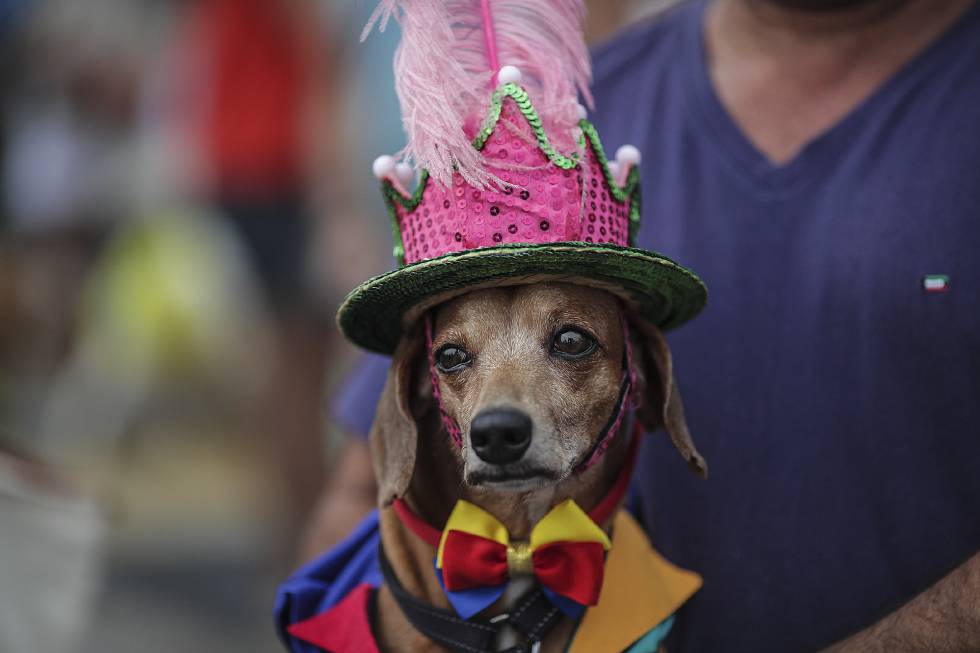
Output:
395 101 633 265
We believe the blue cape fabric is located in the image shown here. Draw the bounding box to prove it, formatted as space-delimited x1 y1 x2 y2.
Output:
274 511 383 652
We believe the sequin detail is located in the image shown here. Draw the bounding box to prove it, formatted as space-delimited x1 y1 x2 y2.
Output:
380 84 640 266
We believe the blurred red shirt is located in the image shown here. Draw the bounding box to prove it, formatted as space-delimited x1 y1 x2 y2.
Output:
190 0 310 196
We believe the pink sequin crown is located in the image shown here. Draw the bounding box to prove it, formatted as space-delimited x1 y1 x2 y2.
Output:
372 82 643 267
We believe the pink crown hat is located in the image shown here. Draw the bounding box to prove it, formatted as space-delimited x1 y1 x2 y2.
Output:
373 72 643 264
338 4 706 355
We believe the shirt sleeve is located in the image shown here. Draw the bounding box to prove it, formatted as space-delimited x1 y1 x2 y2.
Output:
331 354 390 438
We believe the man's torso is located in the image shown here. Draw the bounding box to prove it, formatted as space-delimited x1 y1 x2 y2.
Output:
590 1 980 650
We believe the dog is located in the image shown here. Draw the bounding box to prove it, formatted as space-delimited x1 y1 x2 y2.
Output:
369 281 707 653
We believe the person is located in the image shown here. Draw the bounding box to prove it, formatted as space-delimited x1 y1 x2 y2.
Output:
315 0 980 650
181 0 336 535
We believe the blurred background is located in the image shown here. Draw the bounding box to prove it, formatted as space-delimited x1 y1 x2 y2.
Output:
0 1 676 652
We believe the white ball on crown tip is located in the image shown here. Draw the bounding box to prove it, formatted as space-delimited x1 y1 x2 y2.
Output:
372 155 396 179
576 103 588 120
498 65 522 85
615 145 641 166
394 162 414 184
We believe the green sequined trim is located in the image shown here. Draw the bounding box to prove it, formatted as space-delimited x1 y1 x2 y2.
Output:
380 169 429 265
578 119 642 244
381 83 643 264
473 83 580 169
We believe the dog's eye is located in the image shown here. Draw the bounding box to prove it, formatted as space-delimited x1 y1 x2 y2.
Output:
435 345 471 373
551 328 597 359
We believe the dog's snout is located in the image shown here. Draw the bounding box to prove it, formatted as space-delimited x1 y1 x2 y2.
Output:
470 409 532 464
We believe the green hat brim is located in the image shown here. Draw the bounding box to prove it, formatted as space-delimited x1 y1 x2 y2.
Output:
337 242 707 355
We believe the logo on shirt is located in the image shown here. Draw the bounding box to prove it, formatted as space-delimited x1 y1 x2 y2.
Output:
922 274 950 294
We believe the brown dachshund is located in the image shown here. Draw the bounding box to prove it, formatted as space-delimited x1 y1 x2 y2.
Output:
370 282 706 652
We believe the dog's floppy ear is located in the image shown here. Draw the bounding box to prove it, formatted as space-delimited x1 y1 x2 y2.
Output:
631 317 708 478
369 325 431 505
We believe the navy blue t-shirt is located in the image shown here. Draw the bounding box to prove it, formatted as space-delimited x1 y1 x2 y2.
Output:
334 1 980 650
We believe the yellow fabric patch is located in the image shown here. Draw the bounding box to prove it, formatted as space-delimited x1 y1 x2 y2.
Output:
436 500 509 567
567 512 702 653
530 499 612 550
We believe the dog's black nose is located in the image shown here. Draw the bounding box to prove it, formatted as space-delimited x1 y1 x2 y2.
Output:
470 409 532 464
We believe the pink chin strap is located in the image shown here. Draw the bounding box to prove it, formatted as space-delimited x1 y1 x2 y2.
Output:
423 312 637 472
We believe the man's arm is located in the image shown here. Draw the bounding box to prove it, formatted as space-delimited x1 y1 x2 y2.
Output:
297 437 377 563
821 552 980 653
297 355 388 562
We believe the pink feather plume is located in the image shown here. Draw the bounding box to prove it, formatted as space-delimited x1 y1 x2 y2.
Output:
362 0 593 189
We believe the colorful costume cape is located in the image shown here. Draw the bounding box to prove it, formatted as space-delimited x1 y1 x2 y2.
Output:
275 509 701 653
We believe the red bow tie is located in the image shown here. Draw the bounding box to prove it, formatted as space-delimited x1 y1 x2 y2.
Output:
390 427 640 618
436 499 612 616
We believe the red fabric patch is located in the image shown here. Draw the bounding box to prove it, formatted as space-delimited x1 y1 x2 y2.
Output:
441 530 508 591
533 541 606 606
287 584 379 653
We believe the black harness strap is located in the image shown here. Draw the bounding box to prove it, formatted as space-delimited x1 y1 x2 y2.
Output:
378 545 563 653
506 586 562 644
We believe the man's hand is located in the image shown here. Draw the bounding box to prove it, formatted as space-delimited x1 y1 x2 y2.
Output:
820 552 980 653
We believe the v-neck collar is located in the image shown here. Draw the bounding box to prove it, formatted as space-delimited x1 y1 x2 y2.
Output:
680 0 980 195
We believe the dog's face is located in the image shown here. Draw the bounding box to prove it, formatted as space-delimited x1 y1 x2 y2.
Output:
369 281 706 508
429 283 626 491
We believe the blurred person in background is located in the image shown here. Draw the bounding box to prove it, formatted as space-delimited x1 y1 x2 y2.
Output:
0 1 158 651
1 0 148 429
306 0 980 651
180 0 334 535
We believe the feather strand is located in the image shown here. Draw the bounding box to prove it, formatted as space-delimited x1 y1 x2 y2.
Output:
363 0 592 188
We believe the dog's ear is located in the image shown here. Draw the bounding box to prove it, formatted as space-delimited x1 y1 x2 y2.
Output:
631 317 708 478
369 325 431 505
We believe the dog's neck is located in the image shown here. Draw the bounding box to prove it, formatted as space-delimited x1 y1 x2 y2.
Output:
375 420 633 652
